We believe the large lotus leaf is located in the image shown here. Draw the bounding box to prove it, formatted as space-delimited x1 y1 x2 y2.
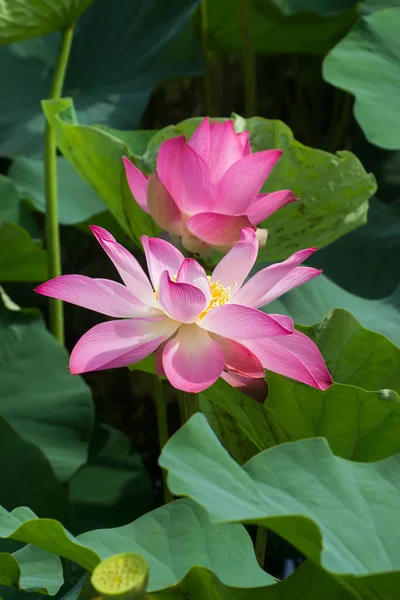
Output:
42 98 160 243
135 115 375 259
0 545 62 595
0 0 93 44
0 296 94 482
0 222 47 282
324 8 400 150
310 198 400 299
299 308 400 392
0 0 203 157
0 499 274 593
160 414 400 597
69 424 154 533
0 417 73 524
9 157 105 225
0 177 46 281
266 374 400 461
206 0 358 55
267 274 400 346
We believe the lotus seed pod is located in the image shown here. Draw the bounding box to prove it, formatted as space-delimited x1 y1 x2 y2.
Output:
91 553 149 600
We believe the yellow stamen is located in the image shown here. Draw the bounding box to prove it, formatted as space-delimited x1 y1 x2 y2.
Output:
198 277 232 319
154 273 233 319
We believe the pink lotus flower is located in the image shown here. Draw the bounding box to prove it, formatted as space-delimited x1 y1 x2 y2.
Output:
35 226 332 400
122 118 295 254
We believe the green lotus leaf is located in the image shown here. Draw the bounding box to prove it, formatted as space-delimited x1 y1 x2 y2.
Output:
324 8 400 149
0 293 94 482
160 413 400 598
0 0 94 44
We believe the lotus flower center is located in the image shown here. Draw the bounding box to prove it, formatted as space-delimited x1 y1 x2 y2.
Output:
198 278 232 320
154 275 232 319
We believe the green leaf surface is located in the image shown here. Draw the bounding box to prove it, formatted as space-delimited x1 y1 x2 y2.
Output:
0 222 47 282
0 499 274 592
0 177 46 281
0 0 203 156
142 115 375 261
267 374 400 461
0 417 73 524
42 98 160 243
206 0 358 55
0 297 94 482
69 424 154 533
267 273 400 346
11 545 63 595
9 157 105 225
299 308 400 393
160 414 400 597
0 545 62 596
323 8 400 149
0 0 93 44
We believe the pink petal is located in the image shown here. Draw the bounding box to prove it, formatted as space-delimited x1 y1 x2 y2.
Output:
162 324 225 393
158 270 207 323
237 131 251 155
211 227 258 291
188 117 210 162
215 150 282 214
156 136 212 213
35 275 151 318
155 342 166 376
176 258 211 304
122 156 149 214
210 334 264 377
207 120 244 183
221 371 267 402
70 317 179 375
147 173 184 235
199 304 292 339
141 235 184 288
186 213 255 247
89 226 155 306
234 248 319 308
247 190 296 226
243 330 333 391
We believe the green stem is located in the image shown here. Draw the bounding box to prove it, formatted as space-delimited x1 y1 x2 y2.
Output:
201 0 212 115
237 0 257 116
255 526 268 568
44 24 74 344
154 378 174 504
179 392 200 424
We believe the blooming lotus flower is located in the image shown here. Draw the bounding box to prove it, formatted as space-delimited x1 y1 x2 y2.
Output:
122 117 295 254
35 226 332 400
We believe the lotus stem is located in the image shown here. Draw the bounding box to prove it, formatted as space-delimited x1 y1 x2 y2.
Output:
179 392 200 424
255 526 268 568
237 0 257 116
44 24 74 344
154 377 174 503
